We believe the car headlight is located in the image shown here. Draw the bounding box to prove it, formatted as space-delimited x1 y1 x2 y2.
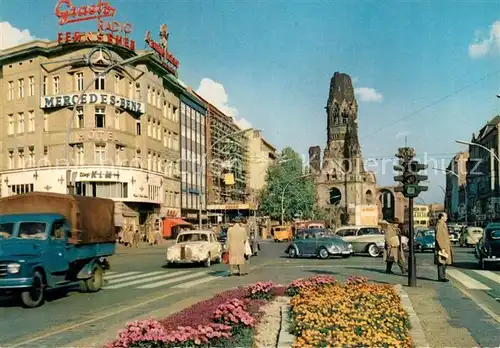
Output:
7 263 20 274
328 245 339 252
347 243 353 250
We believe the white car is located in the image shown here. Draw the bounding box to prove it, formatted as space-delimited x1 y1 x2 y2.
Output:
334 226 385 257
166 230 222 267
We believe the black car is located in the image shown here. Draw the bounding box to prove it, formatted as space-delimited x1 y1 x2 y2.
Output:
475 223 500 269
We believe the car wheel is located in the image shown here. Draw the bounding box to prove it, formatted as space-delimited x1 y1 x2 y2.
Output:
367 244 380 258
288 247 297 258
317 247 329 259
204 253 212 267
20 270 46 308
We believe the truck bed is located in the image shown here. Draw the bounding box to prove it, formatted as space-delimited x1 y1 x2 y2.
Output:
68 242 116 262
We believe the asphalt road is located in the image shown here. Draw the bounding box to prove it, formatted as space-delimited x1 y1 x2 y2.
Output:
0 241 498 347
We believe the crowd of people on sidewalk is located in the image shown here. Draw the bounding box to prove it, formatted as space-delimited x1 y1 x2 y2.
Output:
380 212 453 282
116 226 165 247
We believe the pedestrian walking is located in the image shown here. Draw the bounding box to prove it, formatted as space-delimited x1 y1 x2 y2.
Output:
133 229 141 248
435 213 452 282
383 219 407 274
227 217 250 276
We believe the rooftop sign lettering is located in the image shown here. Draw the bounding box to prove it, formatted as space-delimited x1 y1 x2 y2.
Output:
55 0 116 25
144 25 179 74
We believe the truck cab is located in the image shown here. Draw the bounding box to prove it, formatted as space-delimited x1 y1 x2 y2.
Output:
0 212 114 308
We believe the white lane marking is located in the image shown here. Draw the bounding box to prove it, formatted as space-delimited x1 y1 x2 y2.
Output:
473 270 500 285
447 269 491 290
172 272 227 289
104 271 189 289
137 271 207 289
105 271 117 275
105 271 141 280
106 271 164 284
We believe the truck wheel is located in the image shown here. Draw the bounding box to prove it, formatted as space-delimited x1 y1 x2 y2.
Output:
20 271 46 308
83 264 104 292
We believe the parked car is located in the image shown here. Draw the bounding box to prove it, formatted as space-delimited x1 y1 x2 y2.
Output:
166 230 222 267
334 226 385 257
475 223 500 269
414 229 435 252
0 192 116 308
285 228 353 259
459 226 483 247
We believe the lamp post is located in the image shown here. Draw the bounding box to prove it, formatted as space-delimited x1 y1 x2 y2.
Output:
64 47 154 193
199 127 253 229
455 140 500 163
433 167 468 225
281 173 313 225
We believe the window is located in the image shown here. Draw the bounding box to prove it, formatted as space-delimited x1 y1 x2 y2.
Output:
152 89 156 106
8 150 14 169
114 109 120 129
28 76 34 96
147 86 151 103
94 144 106 164
75 144 84 165
163 129 167 146
51 220 67 240
43 146 49 165
136 121 141 135
75 182 128 198
147 118 152 136
173 133 179 150
135 83 141 101
115 145 124 166
8 81 14 100
43 114 48 131
128 81 133 98
157 157 162 172
53 76 60 94
43 76 47 95
358 228 381 236
76 72 84 91
28 111 35 132
95 73 105 90
114 75 120 93
17 112 25 133
95 107 105 128
147 152 152 170
163 101 168 118
18 78 24 98
8 184 34 196
7 114 14 135
17 149 24 168
28 147 35 167
75 107 84 128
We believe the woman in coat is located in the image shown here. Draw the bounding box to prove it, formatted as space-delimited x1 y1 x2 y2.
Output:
383 219 407 274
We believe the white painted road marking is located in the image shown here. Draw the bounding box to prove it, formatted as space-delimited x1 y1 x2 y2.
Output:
137 271 208 289
472 270 500 285
447 269 491 290
105 271 140 280
106 271 164 284
105 271 188 289
105 271 117 275
172 272 227 289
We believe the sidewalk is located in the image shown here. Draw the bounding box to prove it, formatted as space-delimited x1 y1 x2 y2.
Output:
114 240 175 253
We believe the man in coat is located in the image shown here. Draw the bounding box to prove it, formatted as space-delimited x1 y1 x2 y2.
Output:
383 219 407 274
227 217 249 276
435 212 452 282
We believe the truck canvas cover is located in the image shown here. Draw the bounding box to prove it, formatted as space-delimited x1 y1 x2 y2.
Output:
0 192 115 244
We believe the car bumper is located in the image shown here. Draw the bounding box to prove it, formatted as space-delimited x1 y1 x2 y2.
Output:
0 277 32 289
483 257 500 262
329 250 353 256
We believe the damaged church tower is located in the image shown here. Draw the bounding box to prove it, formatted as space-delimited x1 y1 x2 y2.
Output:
309 72 377 225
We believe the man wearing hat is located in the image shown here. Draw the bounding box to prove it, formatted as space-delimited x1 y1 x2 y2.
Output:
226 217 250 276
382 218 407 274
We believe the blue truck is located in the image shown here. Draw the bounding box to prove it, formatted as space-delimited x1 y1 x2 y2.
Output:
0 192 116 308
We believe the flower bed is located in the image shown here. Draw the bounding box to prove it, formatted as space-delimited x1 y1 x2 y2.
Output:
289 275 412 347
106 282 284 348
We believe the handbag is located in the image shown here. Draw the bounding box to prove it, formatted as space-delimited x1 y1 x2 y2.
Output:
244 239 252 256
222 251 229 264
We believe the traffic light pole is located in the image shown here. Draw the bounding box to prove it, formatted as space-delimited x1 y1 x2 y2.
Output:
408 197 417 287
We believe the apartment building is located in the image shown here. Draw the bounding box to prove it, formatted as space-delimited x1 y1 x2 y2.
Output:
179 89 208 223
444 151 468 221
0 38 182 232
245 129 277 205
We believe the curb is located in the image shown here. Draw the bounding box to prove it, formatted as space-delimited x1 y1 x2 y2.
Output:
395 284 430 348
277 300 294 348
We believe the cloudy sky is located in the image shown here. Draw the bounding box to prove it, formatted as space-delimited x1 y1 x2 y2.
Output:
2 0 500 204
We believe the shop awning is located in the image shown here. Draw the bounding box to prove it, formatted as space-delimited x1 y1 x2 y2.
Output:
162 218 192 238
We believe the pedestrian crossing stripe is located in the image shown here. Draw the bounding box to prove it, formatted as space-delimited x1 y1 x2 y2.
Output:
446 269 500 291
102 270 226 290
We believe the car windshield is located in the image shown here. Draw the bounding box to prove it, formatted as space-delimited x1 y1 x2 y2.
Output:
423 230 435 236
177 233 208 242
18 222 47 240
0 222 14 238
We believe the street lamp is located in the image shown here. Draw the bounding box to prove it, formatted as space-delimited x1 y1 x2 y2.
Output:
199 127 254 229
281 173 313 225
64 48 154 193
455 140 500 164
433 167 468 224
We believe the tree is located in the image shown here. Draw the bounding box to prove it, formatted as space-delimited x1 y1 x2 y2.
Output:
258 147 318 222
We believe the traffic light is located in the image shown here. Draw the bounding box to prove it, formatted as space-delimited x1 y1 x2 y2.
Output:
394 160 428 198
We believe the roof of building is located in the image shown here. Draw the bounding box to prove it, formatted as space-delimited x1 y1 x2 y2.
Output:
472 115 500 142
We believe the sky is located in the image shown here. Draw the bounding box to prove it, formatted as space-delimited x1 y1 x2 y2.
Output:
2 0 500 204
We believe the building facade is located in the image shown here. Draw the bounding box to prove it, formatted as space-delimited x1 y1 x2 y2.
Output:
465 116 500 225
444 151 468 221
0 38 182 232
311 72 377 225
179 90 207 223
246 129 277 206
404 204 429 229
428 203 445 227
